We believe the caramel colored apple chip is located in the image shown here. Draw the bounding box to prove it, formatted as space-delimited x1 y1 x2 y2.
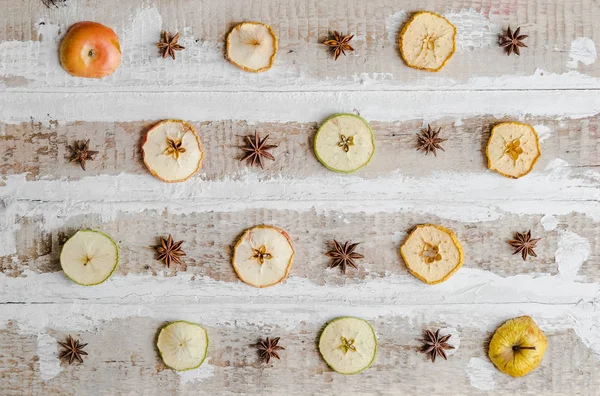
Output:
232 225 294 288
226 22 278 73
142 120 204 183
486 122 541 179
400 224 464 284
399 11 456 72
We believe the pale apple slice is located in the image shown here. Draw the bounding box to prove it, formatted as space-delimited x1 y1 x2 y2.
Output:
157 321 209 371
400 224 464 285
226 22 278 73
232 225 294 288
314 114 376 173
486 122 541 179
142 120 204 183
60 230 119 286
399 11 457 72
318 317 377 375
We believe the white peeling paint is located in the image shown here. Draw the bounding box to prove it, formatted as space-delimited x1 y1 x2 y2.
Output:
534 124 553 142
555 231 590 279
567 38 597 69
444 9 499 51
385 10 406 44
541 214 558 231
177 363 215 384
465 357 496 391
36 333 62 381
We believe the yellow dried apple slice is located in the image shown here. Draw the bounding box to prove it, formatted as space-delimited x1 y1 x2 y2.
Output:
400 224 464 284
314 114 376 173
142 120 204 183
486 122 541 179
157 321 209 371
60 230 119 286
226 22 278 73
399 11 457 72
318 317 377 375
232 225 294 288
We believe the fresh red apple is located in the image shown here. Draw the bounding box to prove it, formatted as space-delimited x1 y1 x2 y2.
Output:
59 21 121 78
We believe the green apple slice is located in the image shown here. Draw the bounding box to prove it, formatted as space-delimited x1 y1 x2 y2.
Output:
318 316 377 375
157 321 209 371
314 114 375 173
60 230 119 286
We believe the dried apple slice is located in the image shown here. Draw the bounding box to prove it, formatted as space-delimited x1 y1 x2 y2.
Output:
142 120 204 183
318 317 377 375
232 225 294 288
314 114 376 173
486 122 541 179
399 11 457 72
157 321 209 371
226 22 278 73
60 230 119 286
400 224 464 285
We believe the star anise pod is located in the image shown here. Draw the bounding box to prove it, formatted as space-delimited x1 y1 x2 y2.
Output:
416 125 446 156
58 335 88 364
499 26 528 56
325 240 364 274
323 31 355 60
68 140 99 171
155 234 186 268
256 337 285 364
420 329 454 363
240 131 277 169
157 31 185 60
508 230 540 261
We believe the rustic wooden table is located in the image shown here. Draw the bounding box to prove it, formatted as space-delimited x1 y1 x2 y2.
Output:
1 0 600 395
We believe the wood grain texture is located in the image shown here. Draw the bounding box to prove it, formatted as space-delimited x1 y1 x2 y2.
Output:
1 0 600 394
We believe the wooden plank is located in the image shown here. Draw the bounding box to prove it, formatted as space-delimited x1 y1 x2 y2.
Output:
0 0 598 91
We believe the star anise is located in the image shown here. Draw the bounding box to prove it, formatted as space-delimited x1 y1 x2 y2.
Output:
499 26 528 56
325 240 364 274
417 125 447 156
256 337 284 364
155 234 186 268
240 131 277 169
58 335 88 364
68 140 99 171
323 31 355 60
157 31 185 60
420 329 454 363
508 230 540 261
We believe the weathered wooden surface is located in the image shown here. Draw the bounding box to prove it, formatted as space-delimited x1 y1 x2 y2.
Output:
1 0 600 395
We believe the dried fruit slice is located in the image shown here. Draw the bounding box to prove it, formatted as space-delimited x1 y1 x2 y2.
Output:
226 22 278 73
486 122 541 179
60 230 119 286
157 321 209 371
399 11 457 72
488 316 547 377
314 114 375 173
232 225 294 288
142 120 204 183
318 317 377 375
400 224 464 285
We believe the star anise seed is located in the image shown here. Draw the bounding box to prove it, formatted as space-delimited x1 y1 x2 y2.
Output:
499 26 528 56
240 131 277 169
325 240 364 274
58 335 88 364
155 234 186 268
508 230 540 261
157 31 185 60
420 329 454 363
417 125 447 157
323 31 355 61
68 140 99 171
256 337 285 364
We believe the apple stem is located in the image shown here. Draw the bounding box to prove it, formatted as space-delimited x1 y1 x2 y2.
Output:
513 345 536 351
